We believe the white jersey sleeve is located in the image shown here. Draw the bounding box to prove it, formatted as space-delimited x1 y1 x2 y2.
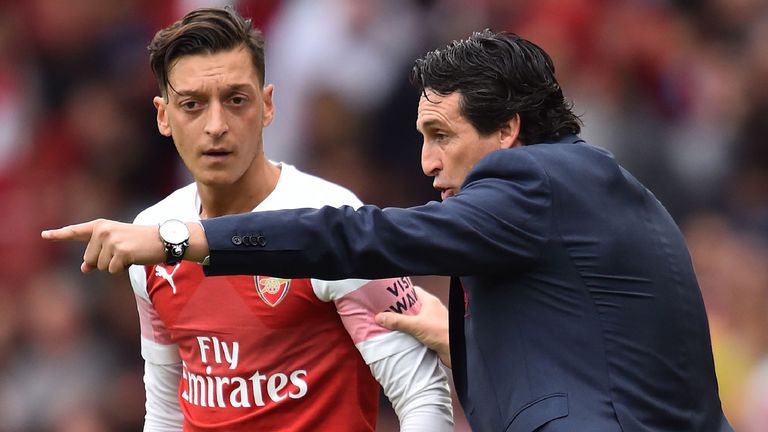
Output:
370 344 454 431
142 361 184 432
130 265 181 365
312 278 454 430
129 264 183 430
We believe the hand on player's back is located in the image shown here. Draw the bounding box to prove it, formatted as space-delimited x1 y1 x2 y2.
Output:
376 286 452 368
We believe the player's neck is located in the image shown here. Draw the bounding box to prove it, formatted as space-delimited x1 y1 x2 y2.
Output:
197 162 281 219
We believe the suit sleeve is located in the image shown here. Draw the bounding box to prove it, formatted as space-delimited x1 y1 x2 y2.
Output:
201 150 551 279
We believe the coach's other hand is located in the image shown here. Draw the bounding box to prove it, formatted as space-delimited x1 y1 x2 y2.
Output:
376 286 452 368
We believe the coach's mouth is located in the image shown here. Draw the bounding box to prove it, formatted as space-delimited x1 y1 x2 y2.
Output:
436 187 455 200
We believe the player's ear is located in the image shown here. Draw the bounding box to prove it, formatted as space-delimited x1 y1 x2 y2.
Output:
262 84 275 128
499 113 521 149
154 96 172 137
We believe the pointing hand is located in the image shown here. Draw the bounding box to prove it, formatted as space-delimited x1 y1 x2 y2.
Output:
42 219 165 274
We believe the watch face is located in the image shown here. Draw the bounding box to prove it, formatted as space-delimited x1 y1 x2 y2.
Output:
159 220 189 244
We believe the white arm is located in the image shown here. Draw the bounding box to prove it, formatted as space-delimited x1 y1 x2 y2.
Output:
313 277 454 431
130 264 184 431
370 343 454 431
143 360 184 432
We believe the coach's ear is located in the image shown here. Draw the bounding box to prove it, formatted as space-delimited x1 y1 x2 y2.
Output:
499 113 521 149
154 96 172 137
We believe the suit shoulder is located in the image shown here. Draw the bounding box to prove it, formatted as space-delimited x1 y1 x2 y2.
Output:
475 141 615 175
468 146 550 183
133 183 198 224
525 141 616 165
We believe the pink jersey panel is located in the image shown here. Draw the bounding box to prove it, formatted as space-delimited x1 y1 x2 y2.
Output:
135 293 174 345
334 276 422 345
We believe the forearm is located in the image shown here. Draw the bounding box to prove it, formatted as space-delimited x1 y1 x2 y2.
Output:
198 204 461 279
198 177 547 280
185 221 209 263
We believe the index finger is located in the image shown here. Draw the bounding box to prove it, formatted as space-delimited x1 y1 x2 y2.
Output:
41 221 97 242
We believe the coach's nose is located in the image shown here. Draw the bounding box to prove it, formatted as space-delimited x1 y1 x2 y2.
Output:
421 141 442 177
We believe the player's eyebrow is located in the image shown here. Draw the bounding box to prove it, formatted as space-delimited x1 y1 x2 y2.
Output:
172 83 256 98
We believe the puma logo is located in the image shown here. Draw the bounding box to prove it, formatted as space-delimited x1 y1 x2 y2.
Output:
155 264 181 294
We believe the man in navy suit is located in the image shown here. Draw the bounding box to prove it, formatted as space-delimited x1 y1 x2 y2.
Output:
45 30 732 431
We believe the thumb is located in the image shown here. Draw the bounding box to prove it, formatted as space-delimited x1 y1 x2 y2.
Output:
375 311 415 332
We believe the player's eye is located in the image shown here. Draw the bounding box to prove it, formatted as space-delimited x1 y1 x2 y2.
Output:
180 100 200 111
229 95 247 106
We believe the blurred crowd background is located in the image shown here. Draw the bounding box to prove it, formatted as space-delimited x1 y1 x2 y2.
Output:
0 0 767 430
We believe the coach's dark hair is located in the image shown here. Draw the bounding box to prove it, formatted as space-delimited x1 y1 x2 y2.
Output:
410 30 581 144
148 6 265 98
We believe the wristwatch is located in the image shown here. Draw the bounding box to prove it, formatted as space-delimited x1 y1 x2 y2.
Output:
159 219 190 265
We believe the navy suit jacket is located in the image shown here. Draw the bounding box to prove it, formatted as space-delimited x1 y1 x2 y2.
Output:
201 136 732 431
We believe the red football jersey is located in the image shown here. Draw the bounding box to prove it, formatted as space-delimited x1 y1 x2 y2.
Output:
139 262 398 431
130 165 425 431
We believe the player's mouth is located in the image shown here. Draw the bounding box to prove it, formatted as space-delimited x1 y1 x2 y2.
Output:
202 149 232 160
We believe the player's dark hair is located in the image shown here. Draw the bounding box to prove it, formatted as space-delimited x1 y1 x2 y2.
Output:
410 29 581 144
148 6 265 98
